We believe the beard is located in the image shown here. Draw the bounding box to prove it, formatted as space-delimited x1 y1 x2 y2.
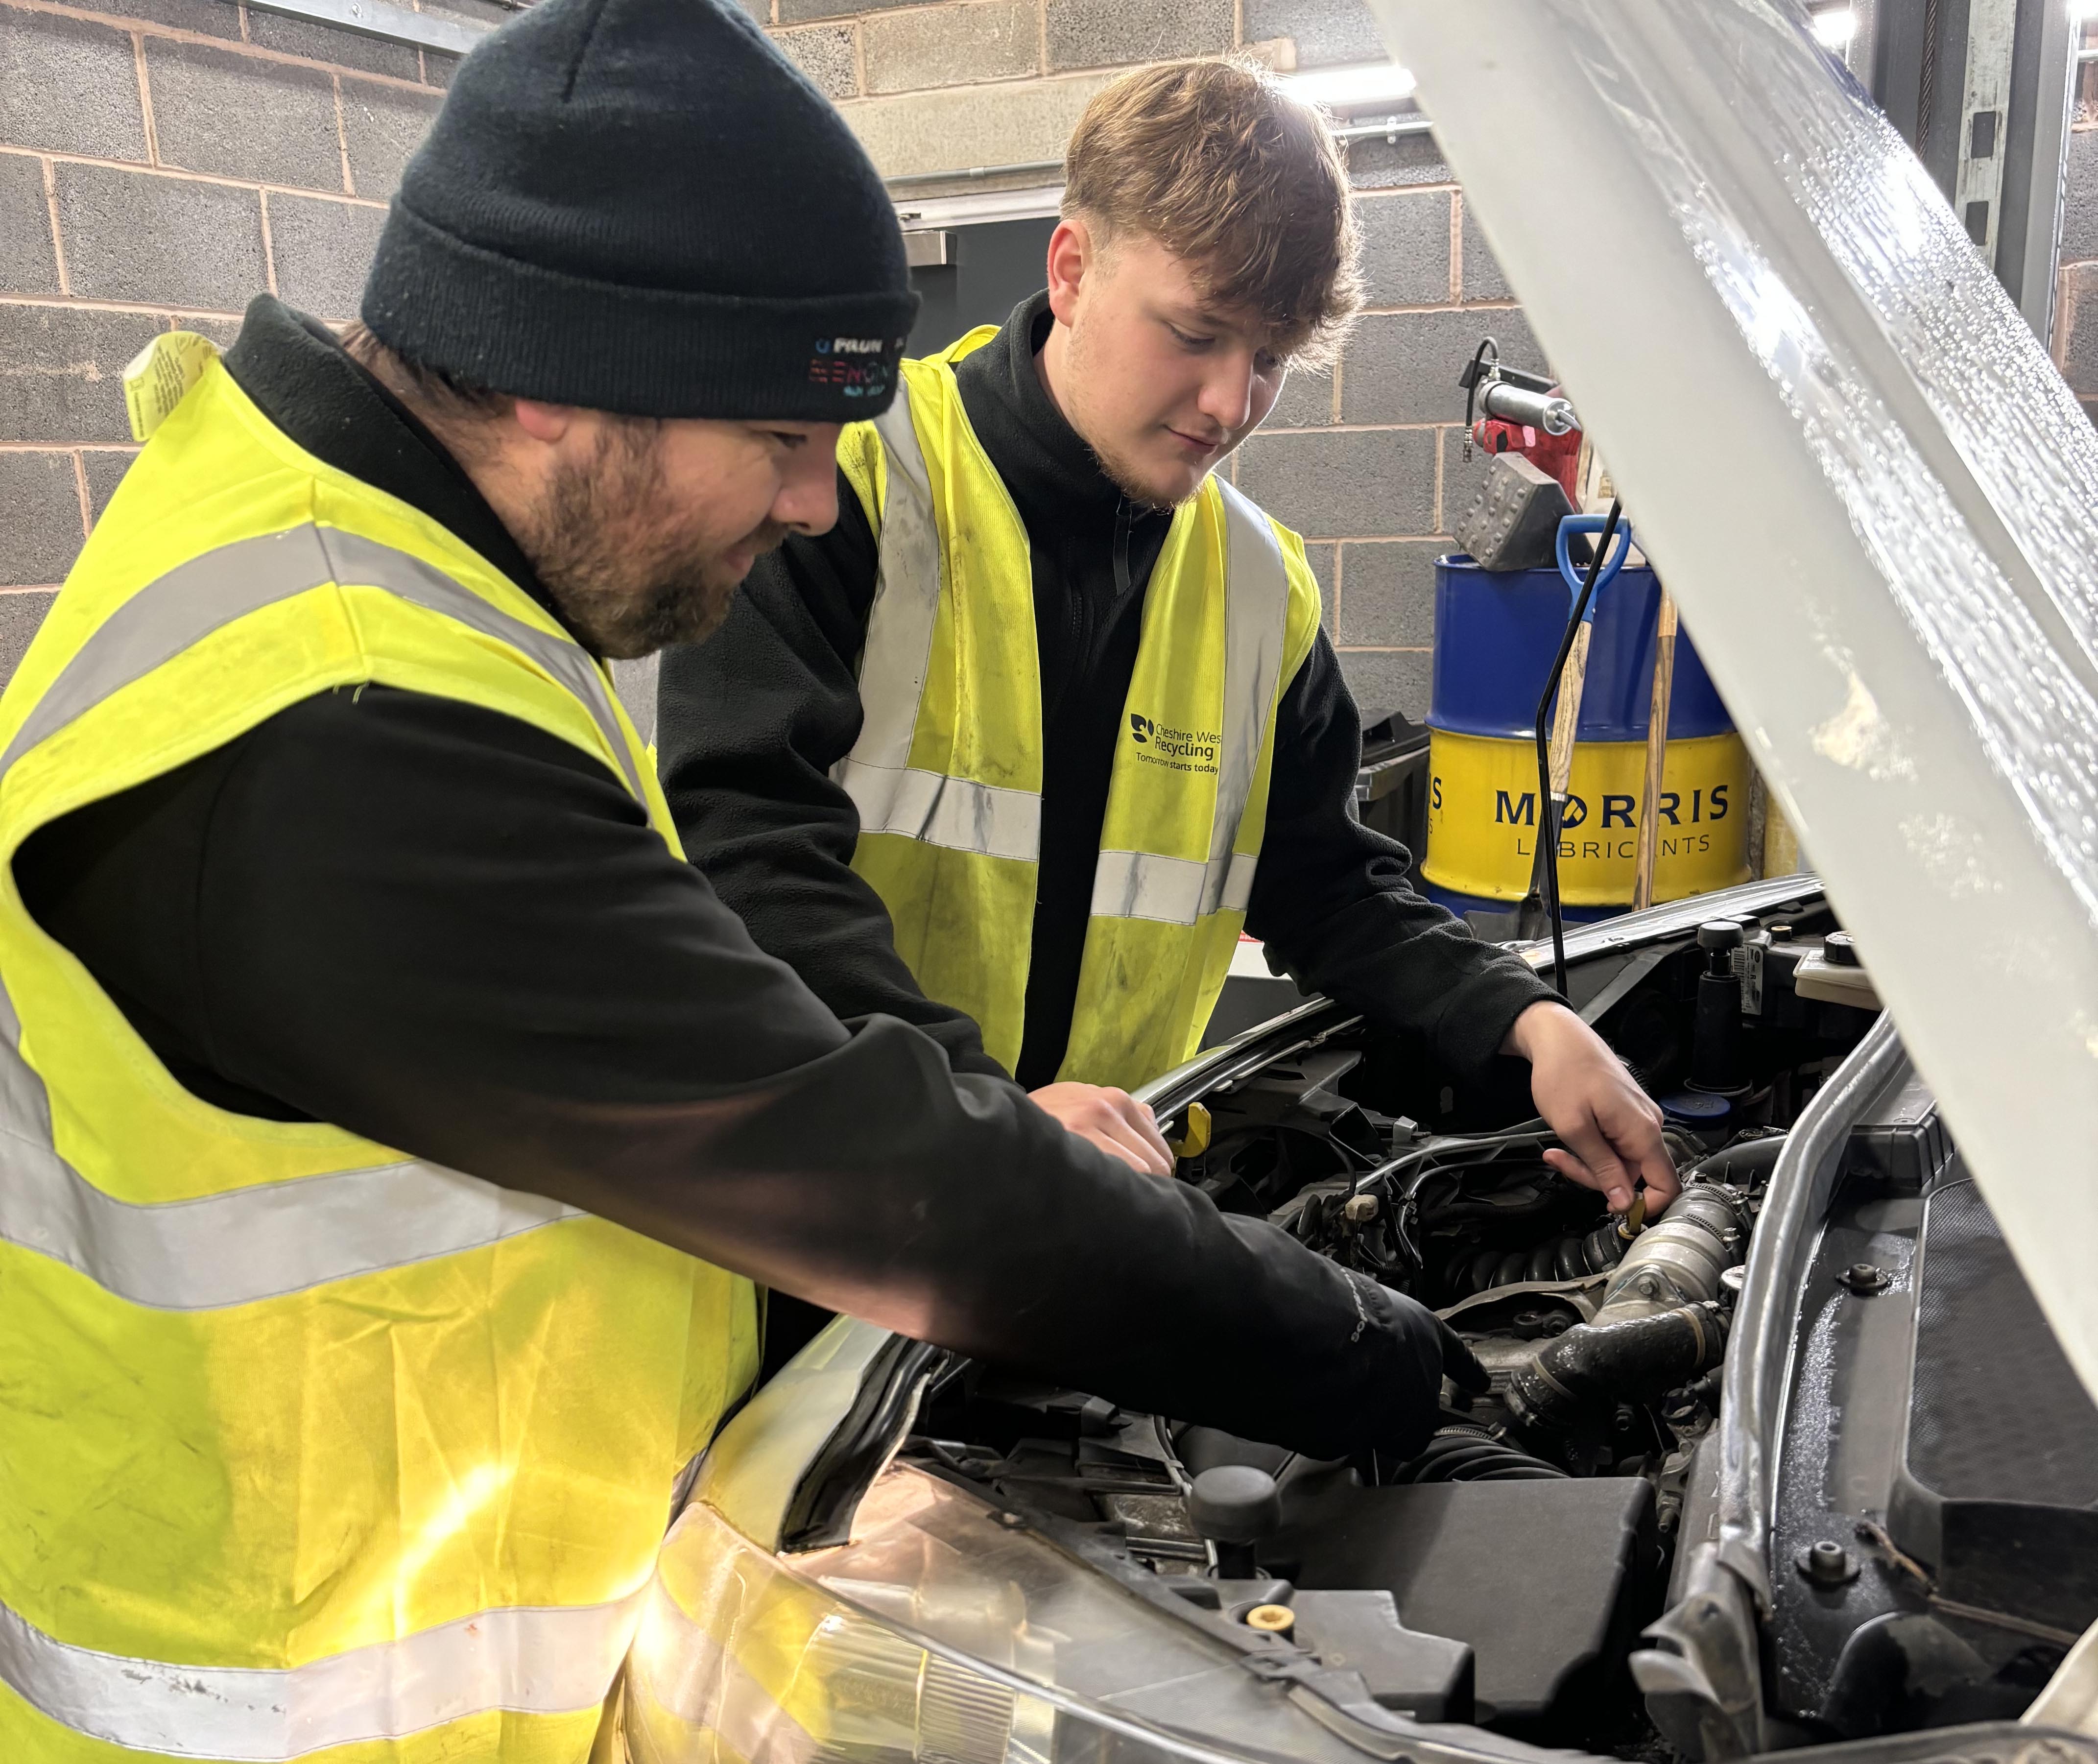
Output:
1087 434 1199 514
519 421 787 660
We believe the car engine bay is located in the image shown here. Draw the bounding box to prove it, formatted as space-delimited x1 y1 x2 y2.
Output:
890 896 2098 1757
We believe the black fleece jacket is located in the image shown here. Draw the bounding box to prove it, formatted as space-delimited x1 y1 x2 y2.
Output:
658 294 1552 1089
7 296 1469 1461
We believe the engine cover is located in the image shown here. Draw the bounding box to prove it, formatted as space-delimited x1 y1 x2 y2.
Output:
1278 1476 1661 1732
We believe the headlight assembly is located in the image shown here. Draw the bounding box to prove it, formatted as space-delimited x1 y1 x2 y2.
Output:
623 1463 1341 1764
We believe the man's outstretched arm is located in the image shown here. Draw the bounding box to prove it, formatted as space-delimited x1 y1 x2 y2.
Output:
21 682 1453 1459
1246 633 1674 1212
1245 631 1555 1071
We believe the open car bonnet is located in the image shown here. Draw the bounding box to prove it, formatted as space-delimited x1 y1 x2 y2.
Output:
1364 0 2098 1406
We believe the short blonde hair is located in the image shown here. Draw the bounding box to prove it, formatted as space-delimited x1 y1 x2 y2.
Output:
1062 60 1362 366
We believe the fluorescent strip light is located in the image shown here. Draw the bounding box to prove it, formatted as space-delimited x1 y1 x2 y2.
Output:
1283 63 1419 109
1811 7 1858 48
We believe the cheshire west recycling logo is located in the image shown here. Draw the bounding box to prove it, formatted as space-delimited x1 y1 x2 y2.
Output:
1128 711 1219 774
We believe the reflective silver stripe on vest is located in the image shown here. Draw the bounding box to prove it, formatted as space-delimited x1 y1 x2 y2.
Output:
0 525 616 1310
0 525 643 800
835 380 1046 863
0 1581 645 1761
1089 480 1289 925
1089 848 1260 926
840 763 1040 862
0 967 578 1311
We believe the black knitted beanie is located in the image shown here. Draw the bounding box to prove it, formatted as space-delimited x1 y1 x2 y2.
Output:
360 0 916 421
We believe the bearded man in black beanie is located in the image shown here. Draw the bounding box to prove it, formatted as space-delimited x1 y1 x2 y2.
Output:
0 1 1483 1755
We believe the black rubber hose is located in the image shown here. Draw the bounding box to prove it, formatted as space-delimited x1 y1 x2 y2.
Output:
1506 1302 1729 1434
1392 1430 1567 1482
1448 1217 1626 1297
1690 1133 1787 1189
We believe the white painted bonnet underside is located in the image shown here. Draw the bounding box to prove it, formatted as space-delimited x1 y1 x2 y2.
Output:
1367 0 2098 1398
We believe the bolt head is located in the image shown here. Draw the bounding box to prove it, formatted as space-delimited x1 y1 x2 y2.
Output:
1841 1262 1891 1295
1798 1539 1860 1585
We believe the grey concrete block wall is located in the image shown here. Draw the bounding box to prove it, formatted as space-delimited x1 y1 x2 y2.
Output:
340 80 444 197
0 154 60 293
863 2 1036 95
269 191 390 316
1045 0 1232 71
0 9 152 160
772 21 857 100
1357 190 1452 308
0 451 84 587
143 37 345 187
55 163 271 308
0 0 443 678
753 0 1362 102
1 305 164 442
1236 426 1439 540
1242 0 1382 67
81 446 138 521
1231 179 1524 722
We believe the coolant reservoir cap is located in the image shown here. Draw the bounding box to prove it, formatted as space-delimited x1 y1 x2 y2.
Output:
1188 1465 1283 1544
1823 931 1860 968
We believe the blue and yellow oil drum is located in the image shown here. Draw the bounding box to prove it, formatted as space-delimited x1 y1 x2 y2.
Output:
1422 555 1750 919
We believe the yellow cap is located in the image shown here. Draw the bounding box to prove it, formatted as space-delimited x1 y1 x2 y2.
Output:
1168 1101 1212 1161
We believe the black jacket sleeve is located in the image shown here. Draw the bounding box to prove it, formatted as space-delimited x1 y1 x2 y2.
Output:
655 479 1009 1081
1247 630 1555 1085
15 683 1455 1462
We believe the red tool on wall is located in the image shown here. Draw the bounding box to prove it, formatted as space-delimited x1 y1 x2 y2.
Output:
1458 338 1582 501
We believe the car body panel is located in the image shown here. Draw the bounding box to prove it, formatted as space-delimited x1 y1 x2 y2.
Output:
1365 0 2098 1404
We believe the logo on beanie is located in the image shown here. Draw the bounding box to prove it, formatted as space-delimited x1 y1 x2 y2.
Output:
808 333 909 398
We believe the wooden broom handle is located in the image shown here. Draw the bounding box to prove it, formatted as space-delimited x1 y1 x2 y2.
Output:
1633 591 1679 911
1547 621 1593 799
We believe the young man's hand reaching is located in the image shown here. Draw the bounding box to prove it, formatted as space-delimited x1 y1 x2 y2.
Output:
1503 1001 1679 1216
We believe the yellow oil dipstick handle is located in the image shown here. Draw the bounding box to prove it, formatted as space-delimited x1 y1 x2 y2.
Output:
1617 1188 1649 1239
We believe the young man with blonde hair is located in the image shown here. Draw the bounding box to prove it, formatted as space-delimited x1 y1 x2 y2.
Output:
660 60 1674 1216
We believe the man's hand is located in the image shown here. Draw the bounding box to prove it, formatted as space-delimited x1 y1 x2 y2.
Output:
1030 1082 1175 1177
1502 1000 1678 1216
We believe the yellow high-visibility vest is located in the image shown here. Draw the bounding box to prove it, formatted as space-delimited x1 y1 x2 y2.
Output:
836 331 1324 1091
0 354 759 1763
